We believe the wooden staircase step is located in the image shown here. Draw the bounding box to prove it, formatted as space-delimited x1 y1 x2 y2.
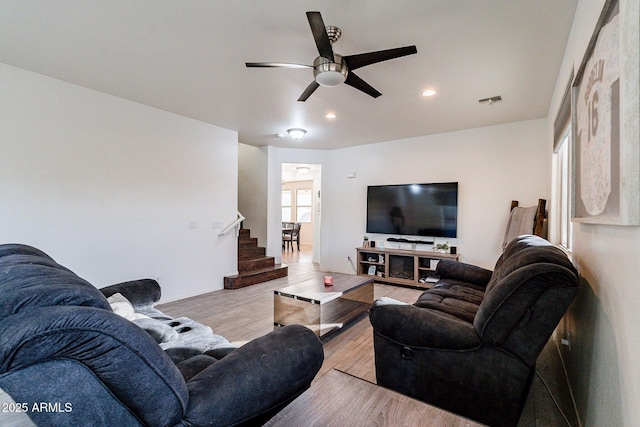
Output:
227 227 288 289
239 255 276 272
238 246 266 259
224 264 288 289
239 237 258 248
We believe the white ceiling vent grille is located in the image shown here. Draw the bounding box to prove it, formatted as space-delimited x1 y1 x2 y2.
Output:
478 95 503 105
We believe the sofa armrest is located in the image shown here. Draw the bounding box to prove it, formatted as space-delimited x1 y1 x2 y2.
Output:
100 279 161 307
0 306 188 427
183 324 324 426
435 260 493 287
369 300 480 350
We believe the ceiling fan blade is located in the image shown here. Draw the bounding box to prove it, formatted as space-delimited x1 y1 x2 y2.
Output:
245 62 311 68
343 45 417 70
344 72 382 98
306 11 334 61
298 81 320 102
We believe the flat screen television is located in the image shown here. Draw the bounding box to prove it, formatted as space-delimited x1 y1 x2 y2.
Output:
366 182 458 238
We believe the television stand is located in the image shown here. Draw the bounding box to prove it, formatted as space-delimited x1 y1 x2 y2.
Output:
356 247 460 289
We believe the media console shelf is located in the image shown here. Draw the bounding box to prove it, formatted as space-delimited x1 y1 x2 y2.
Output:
356 247 460 289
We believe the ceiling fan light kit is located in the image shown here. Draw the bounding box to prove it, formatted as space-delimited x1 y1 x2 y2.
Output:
314 55 348 87
246 11 417 102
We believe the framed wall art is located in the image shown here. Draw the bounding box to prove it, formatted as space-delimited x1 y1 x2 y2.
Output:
571 0 639 225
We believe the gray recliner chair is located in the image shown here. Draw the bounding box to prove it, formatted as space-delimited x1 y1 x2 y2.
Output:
369 235 578 427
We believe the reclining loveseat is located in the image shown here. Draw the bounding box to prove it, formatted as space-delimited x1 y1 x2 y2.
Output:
0 243 324 426
369 235 578 427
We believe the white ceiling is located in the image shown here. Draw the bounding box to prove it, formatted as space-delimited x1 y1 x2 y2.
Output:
0 1 577 150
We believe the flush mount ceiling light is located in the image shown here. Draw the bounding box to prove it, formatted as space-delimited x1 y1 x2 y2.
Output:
325 112 337 119
422 89 437 97
296 166 311 174
287 128 307 140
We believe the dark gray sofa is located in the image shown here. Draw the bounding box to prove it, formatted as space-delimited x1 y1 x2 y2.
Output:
369 235 578 427
0 243 324 426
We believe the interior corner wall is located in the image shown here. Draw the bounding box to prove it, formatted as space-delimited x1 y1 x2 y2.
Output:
547 0 640 426
238 143 268 245
0 64 238 303
318 118 551 274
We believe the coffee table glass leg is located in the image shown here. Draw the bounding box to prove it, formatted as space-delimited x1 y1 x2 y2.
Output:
274 294 321 336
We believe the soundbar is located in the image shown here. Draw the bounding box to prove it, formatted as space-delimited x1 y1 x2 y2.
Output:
387 237 434 245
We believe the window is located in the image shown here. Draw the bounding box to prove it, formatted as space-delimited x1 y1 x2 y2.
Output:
556 129 573 250
553 76 573 251
282 190 292 222
296 188 312 222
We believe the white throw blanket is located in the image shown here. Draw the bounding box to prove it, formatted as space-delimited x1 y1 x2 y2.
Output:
107 293 232 352
503 206 537 250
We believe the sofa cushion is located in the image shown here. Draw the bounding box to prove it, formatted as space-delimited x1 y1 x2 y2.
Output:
413 281 484 323
176 354 218 382
0 244 55 260
370 300 481 349
435 260 493 287
0 251 111 320
431 281 486 300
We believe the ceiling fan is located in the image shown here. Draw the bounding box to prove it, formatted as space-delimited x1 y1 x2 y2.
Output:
246 11 418 102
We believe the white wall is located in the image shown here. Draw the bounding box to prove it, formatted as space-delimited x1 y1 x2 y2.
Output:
547 0 640 425
319 118 551 273
263 119 549 273
238 143 268 244
0 64 238 302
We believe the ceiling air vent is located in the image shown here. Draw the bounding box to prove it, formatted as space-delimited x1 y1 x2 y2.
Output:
478 95 503 105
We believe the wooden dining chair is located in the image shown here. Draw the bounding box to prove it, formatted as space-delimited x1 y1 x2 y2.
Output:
283 223 302 251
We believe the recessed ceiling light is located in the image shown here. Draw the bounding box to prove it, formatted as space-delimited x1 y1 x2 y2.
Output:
325 112 337 119
422 89 437 97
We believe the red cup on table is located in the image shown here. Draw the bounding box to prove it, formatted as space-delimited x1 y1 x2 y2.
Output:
324 275 333 286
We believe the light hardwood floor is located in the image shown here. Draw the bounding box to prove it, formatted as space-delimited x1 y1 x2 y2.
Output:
158 248 578 427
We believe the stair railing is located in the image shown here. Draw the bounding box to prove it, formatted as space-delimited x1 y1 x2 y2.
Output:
218 211 246 237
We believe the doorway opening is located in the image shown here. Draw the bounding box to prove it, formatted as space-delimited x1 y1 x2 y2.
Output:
281 163 321 265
